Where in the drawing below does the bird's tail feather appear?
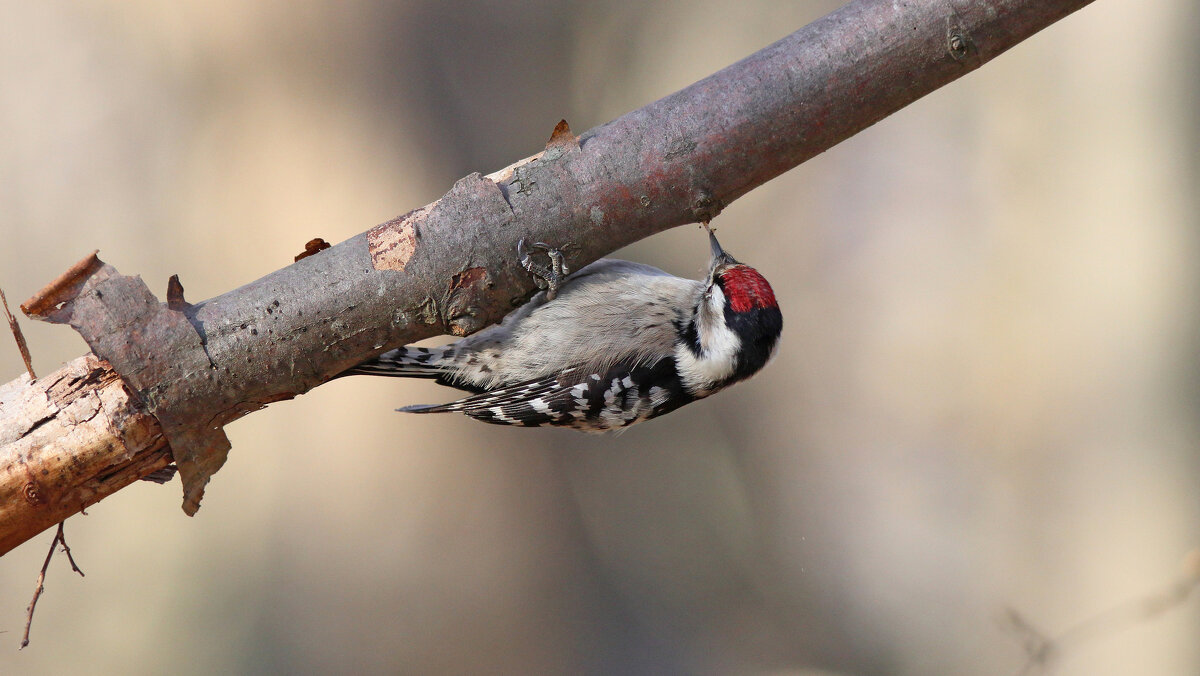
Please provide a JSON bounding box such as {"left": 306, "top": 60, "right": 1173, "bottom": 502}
{"left": 340, "top": 346, "right": 452, "bottom": 378}
{"left": 396, "top": 403, "right": 453, "bottom": 414}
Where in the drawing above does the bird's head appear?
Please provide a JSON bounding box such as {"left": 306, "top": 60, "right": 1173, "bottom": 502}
{"left": 678, "top": 226, "right": 783, "bottom": 393}
{"left": 703, "top": 227, "right": 778, "bottom": 317}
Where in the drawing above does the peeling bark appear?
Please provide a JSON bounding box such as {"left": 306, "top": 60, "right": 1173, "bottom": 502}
{"left": 0, "top": 0, "right": 1096, "bottom": 552}
{"left": 22, "top": 257, "right": 230, "bottom": 516}
{"left": 0, "top": 356, "right": 171, "bottom": 555}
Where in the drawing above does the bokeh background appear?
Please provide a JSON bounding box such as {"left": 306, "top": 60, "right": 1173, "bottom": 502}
{"left": 2, "top": 1, "right": 1198, "bottom": 674}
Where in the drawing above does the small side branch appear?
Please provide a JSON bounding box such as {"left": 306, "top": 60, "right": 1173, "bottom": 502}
{"left": 1, "top": 288, "right": 35, "bottom": 380}
{"left": 21, "top": 522, "right": 84, "bottom": 649}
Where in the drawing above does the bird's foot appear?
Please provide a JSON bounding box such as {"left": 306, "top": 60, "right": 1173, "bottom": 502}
{"left": 518, "top": 239, "right": 571, "bottom": 300}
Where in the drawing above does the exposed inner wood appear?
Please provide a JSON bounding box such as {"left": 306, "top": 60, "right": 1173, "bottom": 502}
{"left": 0, "top": 355, "right": 171, "bottom": 556}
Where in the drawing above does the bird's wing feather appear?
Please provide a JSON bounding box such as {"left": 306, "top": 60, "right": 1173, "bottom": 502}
{"left": 400, "top": 356, "right": 693, "bottom": 431}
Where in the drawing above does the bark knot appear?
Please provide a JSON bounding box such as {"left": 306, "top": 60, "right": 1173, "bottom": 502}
{"left": 23, "top": 480, "right": 46, "bottom": 506}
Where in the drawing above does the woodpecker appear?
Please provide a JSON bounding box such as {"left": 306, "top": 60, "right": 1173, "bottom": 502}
{"left": 343, "top": 227, "right": 782, "bottom": 432}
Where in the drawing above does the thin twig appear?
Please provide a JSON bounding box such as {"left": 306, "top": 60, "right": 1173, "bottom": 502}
{"left": 58, "top": 524, "right": 84, "bottom": 577}
{"left": 21, "top": 522, "right": 84, "bottom": 649}
{"left": 1003, "top": 550, "right": 1200, "bottom": 675}
{"left": 0, "top": 287, "right": 36, "bottom": 379}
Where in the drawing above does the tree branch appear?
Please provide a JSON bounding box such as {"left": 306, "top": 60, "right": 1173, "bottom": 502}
{"left": 0, "top": 356, "right": 171, "bottom": 555}
{"left": 0, "top": 0, "right": 1096, "bottom": 554}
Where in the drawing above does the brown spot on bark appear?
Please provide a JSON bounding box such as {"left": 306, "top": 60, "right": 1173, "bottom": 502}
{"left": 446, "top": 267, "right": 492, "bottom": 336}
{"left": 690, "top": 189, "right": 724, "bottom": 223}
{"left": 449, "top": 267, "right": 488, "bottom": 296}
{"left": 368, "top": 206, "right": 428, "bottom": 272}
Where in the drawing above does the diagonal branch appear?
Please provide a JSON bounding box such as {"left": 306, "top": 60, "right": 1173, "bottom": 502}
{"left": 0, "top": 0, "right": 1096, "bottom": 555}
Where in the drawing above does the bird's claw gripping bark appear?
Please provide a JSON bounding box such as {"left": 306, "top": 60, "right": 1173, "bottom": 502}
{"left": 518, "top": 239, "right": 570, "bottom": 300}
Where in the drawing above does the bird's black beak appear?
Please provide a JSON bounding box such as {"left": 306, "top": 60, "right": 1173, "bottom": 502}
{"left": 708, "top": 227, "right": 739, "bottom": 268}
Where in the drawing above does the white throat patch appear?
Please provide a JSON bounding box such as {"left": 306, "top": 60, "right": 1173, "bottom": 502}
{"left": 675, "top": 284, "right": 740, "bottom": 396}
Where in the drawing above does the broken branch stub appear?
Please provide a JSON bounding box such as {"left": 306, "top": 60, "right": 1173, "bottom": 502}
{"left": 23, "top": 254, "right": 230, "bottom": 515}
{"left": 544, "top": 119, "right": 580, "bottom": 156}
{"left": 294, "top": 238, "right": 331, "bottom": 262}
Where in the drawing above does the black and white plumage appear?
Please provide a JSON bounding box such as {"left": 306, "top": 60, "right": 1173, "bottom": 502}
{"left": 342, "top": 229, "right": 782, "bottom": 432}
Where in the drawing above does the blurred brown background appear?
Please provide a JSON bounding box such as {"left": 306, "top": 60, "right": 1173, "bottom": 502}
{"left": 2, "top": 1, "right": 1198, "bottom": 674}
